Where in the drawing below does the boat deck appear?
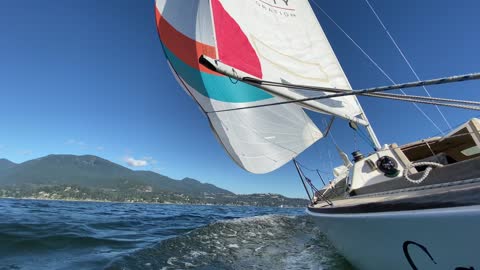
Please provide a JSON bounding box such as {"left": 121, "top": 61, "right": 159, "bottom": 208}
{"left": 309, "top": 178, "right": 480, "bottom": 214}
{"left": 353, "top": 156, "right": 480, "bottom": 196}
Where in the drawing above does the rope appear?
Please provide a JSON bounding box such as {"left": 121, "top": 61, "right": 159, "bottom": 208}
{"left": 367, "top": 92, "right": 480, "bottom": 106}
{"left": 310, "top": 0, "right": 445, "bottom": 134}
{"left": 364, "top": 0, "right": 453, "bottom": 130}
{"left": 365, "top": 93, "right": 480, "bottom": 111}
{"left": 404, "top": 162, "right": 444, "bottom": 184}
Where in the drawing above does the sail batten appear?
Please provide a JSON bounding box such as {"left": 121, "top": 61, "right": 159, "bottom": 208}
{"left": 155, "top": 0, "right": 365, "bottom": 173}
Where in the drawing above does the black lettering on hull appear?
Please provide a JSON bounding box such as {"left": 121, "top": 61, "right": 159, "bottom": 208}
{"left": 403, "top": 241, "right": 475, "bottom": 270}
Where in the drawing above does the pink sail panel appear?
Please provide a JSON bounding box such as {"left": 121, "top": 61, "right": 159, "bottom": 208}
{"left": 211, "top": 0, "right": 263, "bottom": 79}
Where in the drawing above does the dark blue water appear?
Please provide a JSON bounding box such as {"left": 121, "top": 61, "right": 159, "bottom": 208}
{"left": 0, "top": 199, "right": 351, "bottom": 270}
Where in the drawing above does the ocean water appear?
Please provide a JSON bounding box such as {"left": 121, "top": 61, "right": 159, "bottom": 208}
{"left": 0, "top": 199, "right": 352, "bottom": 270}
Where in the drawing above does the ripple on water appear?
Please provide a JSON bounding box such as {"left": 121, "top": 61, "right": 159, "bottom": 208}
{"left": 107, "top": 215, "right": 353, "bottom": 270}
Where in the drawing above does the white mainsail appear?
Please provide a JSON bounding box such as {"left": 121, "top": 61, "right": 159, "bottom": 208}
{"left": 155, "top": 0, "right": 367, "bottom": 173}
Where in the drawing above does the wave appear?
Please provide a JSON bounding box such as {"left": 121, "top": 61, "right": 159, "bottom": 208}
{"left": 0, "top": 225, "right": 135, "bottom": 253}
{"left": 106, "top": 215, "right": 353, "bottom": 270}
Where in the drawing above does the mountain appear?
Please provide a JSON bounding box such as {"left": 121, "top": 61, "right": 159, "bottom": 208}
{"left": 0, "top": 159, "right": 17, "bottom": 171}
{"left": 0, "top": 155, "right": 233, "bottom": 195}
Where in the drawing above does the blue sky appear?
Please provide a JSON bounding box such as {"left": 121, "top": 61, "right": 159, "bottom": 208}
{"left": 0, "top": 0, "right": 479, "bottom": 198}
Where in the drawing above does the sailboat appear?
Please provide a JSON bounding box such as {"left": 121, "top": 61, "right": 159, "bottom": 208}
{"left": 154, "top": 1, "right": 480, "bottom": 269}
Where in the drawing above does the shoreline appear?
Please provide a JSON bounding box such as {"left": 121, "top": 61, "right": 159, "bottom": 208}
{"left": 0, "top": 196, "right": 305, "bottom": 209}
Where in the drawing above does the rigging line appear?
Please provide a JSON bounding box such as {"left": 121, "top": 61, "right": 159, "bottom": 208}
{"left": 302, "top": 109, "right": 323, "bottom": 159}
{"left": 327, "top": 128, "right": 340, "bottom": 149}
{"left": 323, "top": 116, "right": 336, "bottom": 137}
{"left": 309, "top": 0, "right": 444, "bottom": 134}
{"left": 316, "top": 170, "right": 327, "bottom": 186}
{"left": 364, "top": 93, "right": 480, "bottom": 111}
{"left": 297, "top": 160, "right": 318, "bottom": 172}
{"left": 430, "top": 113, "right": 480, "bottom": 137}
{"left": 242, "top": 73, "right": 480, "bottom": 94}
{"left": 325, "top": 119, "right": 352, "bottom": 156}
{"left": 296, "top": 160, "right": 331, "bottom": 174}
{"left": 327, "top": 147, "right": 334, "bottom": 176}
{"left": 242, "top": 75, "right": 480, "bottom": 107}
{"left": 378, "top": 130, "right": 480, "bottom": 155}
{"left": 301, "top": 111, "right": 330, "bottom": 180}
{"left": 364, "top": 0, "right": 452, "bottom": 130}
{"left": 353, "top": 129, "right": 358, "bottom": 150}
{"left": 206, "top": 76, "right": 480, "bottom": 114}
{"left": 293, "top": 159, "right": 313, "bottom": 202}
{"left": 356, "top": 126, "right": 378, "bottom": 149}
{"left": 366, "top": 92, "right": 480, "bottom": 106}
{"left": 352, "top": 125, "right": 376, "bottom": 150}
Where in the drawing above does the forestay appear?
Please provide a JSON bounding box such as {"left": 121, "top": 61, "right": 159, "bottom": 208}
{"left": 155, "top": 0, "right": 364, "bottom": 174}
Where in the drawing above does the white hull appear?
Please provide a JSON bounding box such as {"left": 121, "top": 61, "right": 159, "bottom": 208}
{"left": 307, "top": 205, "right": 480, "bottom": 270}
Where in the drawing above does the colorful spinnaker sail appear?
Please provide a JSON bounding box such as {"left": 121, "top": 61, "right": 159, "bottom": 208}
{"left": 155, "top": 0, "right": 365, "bottom": 174}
